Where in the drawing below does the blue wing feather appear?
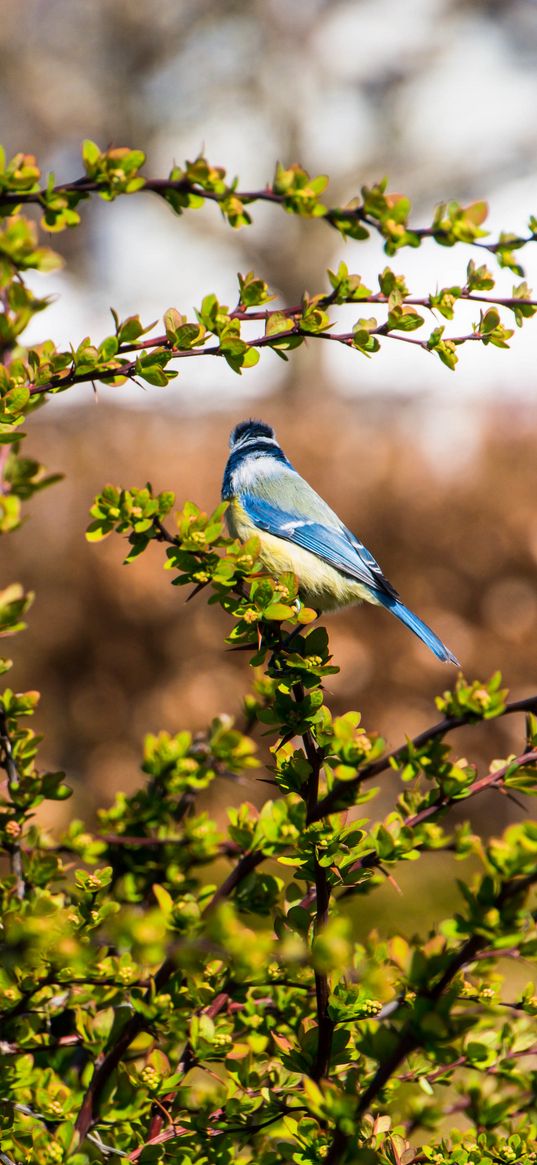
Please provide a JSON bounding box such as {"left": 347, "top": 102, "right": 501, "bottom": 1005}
{"left": 240, "top": 490, "right": 458, "bottom": 664}
{"left": 226, "top": 446, "right": 458, "bottom": 665}
{"left": 240, "top": 491, "right": 398, "bottom": 599}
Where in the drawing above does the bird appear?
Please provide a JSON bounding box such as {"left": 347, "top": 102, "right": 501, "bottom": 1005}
{"left": 221, "top": 419, "right": 459, "bottom": 665}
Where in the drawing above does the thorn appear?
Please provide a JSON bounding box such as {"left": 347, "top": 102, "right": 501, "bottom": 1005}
{"left": 496, "top": 785, "right": 527, "bottom": 812}
{"left": 381, "top": 867, "right": 403, "bottom": 895}
{"left": 185, "top": 581, "right": 210, "bottom": 603}
{"left": 275, "top": 730, "right": 296, "bottom": 749}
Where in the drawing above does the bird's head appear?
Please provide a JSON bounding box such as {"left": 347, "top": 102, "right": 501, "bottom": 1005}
{"left": 229, "top": 419, "right": 277, "bottom": 451}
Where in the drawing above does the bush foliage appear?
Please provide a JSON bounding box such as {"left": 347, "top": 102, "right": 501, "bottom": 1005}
{"left": 0, "top": 143, "right": 536, "bottom": 1164}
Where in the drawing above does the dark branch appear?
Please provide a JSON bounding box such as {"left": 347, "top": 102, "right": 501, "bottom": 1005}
{"left": 316, "top": 694, "right": 537, "bottom": 819}
{"left": 73, "top": 844, "right": 268, "bottom": 1143}
{"left": 292, "top": 680, "right": 335, "bottom": 1084}
{"left": 0, "top": 709, "right": 26, "bottom": 900}
{"left": 325, "top": 868, "right": 537, "bottom": 1164}
{"left": 205, "top": 849, "right": 265, "bottom": 911}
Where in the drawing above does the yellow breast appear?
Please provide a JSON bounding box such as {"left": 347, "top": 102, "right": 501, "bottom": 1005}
{"left": 226, "top": 497, "right": 378, "bottom": 613}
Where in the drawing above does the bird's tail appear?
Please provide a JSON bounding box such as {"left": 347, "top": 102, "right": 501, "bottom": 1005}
{"left": 380, "top": 594, "right": 460, "bottom": 665}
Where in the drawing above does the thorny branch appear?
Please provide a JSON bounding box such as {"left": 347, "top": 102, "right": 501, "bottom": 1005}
{"left": 325, "top": 867, "right": 537, "bottom": 1164}
{"left": 316, "top": 693, "right": 537, "bottom": 818}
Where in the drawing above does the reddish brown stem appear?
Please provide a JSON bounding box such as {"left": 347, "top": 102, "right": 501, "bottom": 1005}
{"left": 316, "top": 694, "right": 537, "bottom": 819}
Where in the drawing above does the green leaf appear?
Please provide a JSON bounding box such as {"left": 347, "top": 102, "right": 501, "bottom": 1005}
{"left": 82, "top": 139, "right": 101, "bottom": 172}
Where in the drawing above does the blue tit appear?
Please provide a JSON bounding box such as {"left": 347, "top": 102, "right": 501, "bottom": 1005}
{"left": 222, "top": 419, "right": 459, "bottom": 665}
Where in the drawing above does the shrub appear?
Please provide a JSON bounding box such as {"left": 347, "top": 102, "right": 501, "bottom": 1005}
{"left": 1, "top": 144, "right": 536, "bottom": 1164}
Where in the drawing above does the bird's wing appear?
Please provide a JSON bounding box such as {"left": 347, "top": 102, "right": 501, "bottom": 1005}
{"left": 240, "top": 488, "right": 399, "bottom": 599}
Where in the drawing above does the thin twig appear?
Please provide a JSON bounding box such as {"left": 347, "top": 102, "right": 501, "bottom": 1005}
{"left": 316, "top": 694, "right": 537, "bottom": 819}
{"left": 3, "top": 172, "right": 536, "bottom": 261}
{"left": 398, "top": 1040, "right": 537, "bottom": 1086}
{"left": 145, "top": 990, "right": 230, "bottom": 1144}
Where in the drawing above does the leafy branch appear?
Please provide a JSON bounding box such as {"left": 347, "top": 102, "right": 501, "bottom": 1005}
{"left": 5, "top": 265, "right": 533, "bottom": 418}
{"left": 326, "top": 868, "right": 537, "bottom": 1164}
{"left": 2, "top": 138, "right": 537, "bottom": 1165}
{"left": 317, "top": 687, "right": 537, "bottom": 817}
{"left": 0, "top": 707, "right": 25, "bottom": 900}
{"left": 2, "top": 144, "right": 536, "bottom": 271}
{"left": 0, "top": 263, "right": 532, "bottom": 448}
{"left": 73, "top": 846, "right": 267, "bottom": 1142}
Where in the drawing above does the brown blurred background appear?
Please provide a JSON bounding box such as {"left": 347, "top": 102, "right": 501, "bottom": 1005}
{"left": 9, "top": 398, "right": 537, "bottom": 831}
{"left": 2, "top": 0, "right": 537, "bottom": 850}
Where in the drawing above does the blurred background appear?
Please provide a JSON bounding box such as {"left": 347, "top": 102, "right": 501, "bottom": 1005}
{"left": 1, "top": 0, "right": 537, "bottom": 870}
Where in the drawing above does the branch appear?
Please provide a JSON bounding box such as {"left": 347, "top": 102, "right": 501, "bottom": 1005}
{"left": 204, "top": 849, "right": 265, "bottom": 911}
{"left": 316, "top": 694, "right": 537, "bottom": 819}
{"left": 330, "top": 746, "right": 537, "bottom": 902}
{"left": 144, "top": 990, "right": 231, "bottom": 1147}
{"left": 0, "top": 709, "right": 26, "bottom": 900}
{"left": 73, "top": 845, "right": 269, "bottom": 1143}
{"left": 404, "top": 747, "right": 537, "bottom": 831}
{"left": 293, "top": 680, "right": 335, "bottom": 1084}
{"left": 3, "top": 169, "right": 536, "bottom": 261}
{"left": 325, "top": 868, "right": 537, "bottom": 1164}
{"left": 0, "top": 1033, "right": 81, "bottom": 1056}
{"left": 73, "top": 953, "right": 176, "bottom": 1140}
{"left": 81, "top": 834, "right": 242, "bottom": 856}
{"left": 398, "top": 1040, "right": 537, "bottom": 1086}
{"left": 26, "top": 323, "right": 493, "bottom": 401}
{"left": 311, "top": 850, "right": 334, "bottom": 1083}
